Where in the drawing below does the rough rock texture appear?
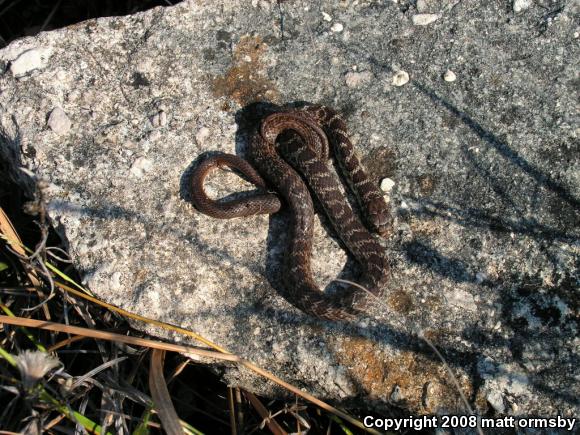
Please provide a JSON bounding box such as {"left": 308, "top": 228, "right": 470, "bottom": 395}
{"left": 0, "top": 0, "right": 578, "bottom": 418}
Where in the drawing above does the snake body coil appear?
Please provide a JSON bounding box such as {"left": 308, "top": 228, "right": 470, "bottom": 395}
{"left": 191, "top": 105, "right": 391, "bottom": 321}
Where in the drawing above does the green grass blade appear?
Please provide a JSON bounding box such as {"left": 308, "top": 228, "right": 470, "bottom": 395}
{"left": 40, "top": 389, "right": 113, "bottom": 435}
{"left": 0, "top": 344, "right": 17, "bottom": 366}
{"left": 0, "top": 302, "right": 47, "bottom": 352}
{"left": 133, "top": 407, "right": 153, "bottom": 435}
{"left": 182, "top": 420, "right": 205, "bottom": 435}
{"left": 330, "top": 415, "right": 355, "bottom": 435}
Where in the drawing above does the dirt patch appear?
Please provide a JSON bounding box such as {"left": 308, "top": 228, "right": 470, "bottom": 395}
{"left": 416, "top": 174, "right": 438, "bottom": 196}
{"left": 387, "top": 289, "right": 415, "bottom": 314}
{"left": 331, "top": 335, "right": 474, "bottom": 414}
{"left": 212, "top": 35, "right": 280, "bottom": 106}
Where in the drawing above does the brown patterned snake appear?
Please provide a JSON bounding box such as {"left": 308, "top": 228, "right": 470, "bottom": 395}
{"left": 190, "top": 105, "right": 392, "bottom": 321}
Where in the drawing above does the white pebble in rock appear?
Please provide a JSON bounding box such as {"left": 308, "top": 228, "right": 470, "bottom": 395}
{"left": 380, "top": 177, "right": 395, "bottom": 192}
{"left": 331, "top": 23, "right": 344, "bottom": 33}
{"left": 150, "top": 110, "right": 168, "bottom": 128}
{"left": 47, "top": 107, "right": 71, "bottom": 135}
{"left": 111, "top": 272, "right": 122, "bottom": 291}
{"left": 513, "top": 0, "right": 532, "bottom": 12}
{"left": 392, "top": 70, "right": 410, "bottom": 86}
{"left": 448, "top": 289, "right": 477, "bottom": 311}
{"left": 130, "top": 157, "right": 153, "bottom": 178}
{"left": 322, "top": 11, "right": 332, "bottom": 22}
{"left": 195, "top": 127, "right": 211, "bottom": 145}
{"left": 390, "top": 385, "right": 404, "bottom": 402}
{"left": 416, "top": 0, "right": 430, "bottom": 13}
{"left": 422, "top": 381, "right": 435, "bottom": 408}
{"left": 443, "top": 69, "right": 456, "bottom": 82}
{"left": 345, "top": 71, "right": 373, "bottom": 88}
{"left": 10, "top": 47, "right": 52, "bottom": 77}
{"left": 159, "top": 110, "right": 167, "bottom": 127}
{"left": 487, "top": 390, "right": 505, "bottom": 413}
{"left": 412, "top": 14, "right": 439, "bottom": 26}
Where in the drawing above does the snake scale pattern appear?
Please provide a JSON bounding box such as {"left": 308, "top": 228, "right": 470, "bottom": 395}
{"left": 190, "top": 105, "right": 392, "bottom": 321}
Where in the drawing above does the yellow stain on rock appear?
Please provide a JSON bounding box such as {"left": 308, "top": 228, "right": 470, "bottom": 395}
{"left": 212, "top": 35, "right": 280, "bottom": 106}
{"left": 331, "top": 334, "right": 474, "bottom": 414}
{"left": 387, "top": 289, "right": 415, "bottom": 314}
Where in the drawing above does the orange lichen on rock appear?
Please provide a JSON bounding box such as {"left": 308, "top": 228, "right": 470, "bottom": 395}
{"left": 212, "top": 35, "right": 280, "bottom": 105}
{"left": 409, "top": 217, "right": 442, "bottom": 238}
{"left": 417, "top": 174, "right": 438, "bottom": 196}
{"left": 387, "top": 289, "right": 415, "bottom": 314}
{"left": 332, "top": 335, "right": 474, "bottom": 414}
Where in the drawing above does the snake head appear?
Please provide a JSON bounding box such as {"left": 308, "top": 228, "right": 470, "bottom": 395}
{"left": 367, "top": 198, "right": 393, "bottom": 237}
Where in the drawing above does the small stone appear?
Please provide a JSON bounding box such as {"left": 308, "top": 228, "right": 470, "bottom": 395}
{"left": 412, "top": 14, "right": 439, "bottom": 26}
{"left": 47, "top": 107, "right": 71, "bottom": 135}
{"left": 130, "top": 157, "right": 153, "bottom": 177}
{"left": 513, "top": 0, "right": 532, "bottom": 13}
{"left": 443, "top": 69, "right": 456, "bottom": 82}
{"left": 159, "top": 110, "right": 167, "bottom": 126}
{"left": 322, "top": 12, "right": 332, "bottom": 22}
{"left": 486, "top": 389, "right": 505, "bottom": 413}
{"left": 331, "top": 23, "right": 344, "bottom": 33}
{"left": 422, "top": 382, "right": 435, "bottom": 409}
{"left": 416, "top": 0, "right": 428, "bottom": 13}
{"left": 344, "top": 71, "right": 373, "bottom": 88}
{"left": 392, "top": 70, "right": 409, "bottom": 86}
{"left": 10, "top": 47, "right": 52, "bottom": 77}
{"left": 380, "top": 177, "right": 395, "bottom": 192}
{"left": 111, "top": 272, "right": 122, "bottom": 291}
{"left": 390, "top": 385, "right": 404, "bottom": 402}
{"left": 448, "top": 288, "right": 477, "bottom": 311}
{"left": 150, "top": 110, "right": 168, "bottom": 128}
{"left": 195, "top": 127, "right": 211, "bottom": 145}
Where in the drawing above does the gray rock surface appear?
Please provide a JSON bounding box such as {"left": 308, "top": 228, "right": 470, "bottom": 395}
{"left": 0, "top": 0, "right": 578, "bottom": 418}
